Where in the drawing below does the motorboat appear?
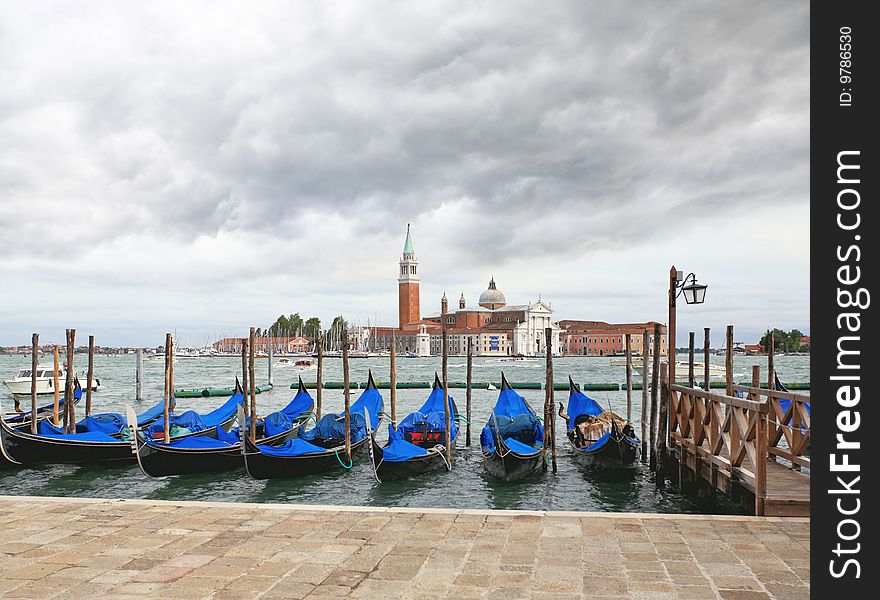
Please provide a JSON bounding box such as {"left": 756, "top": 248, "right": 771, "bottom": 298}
{"left": 145, "top": 354, "right": 178, "bottom": 365}
{"left": 3, "top": 365, "right": 101, "bottom": 396}
{"left": 608, "top": 358, "right": 726, "bottom": 378}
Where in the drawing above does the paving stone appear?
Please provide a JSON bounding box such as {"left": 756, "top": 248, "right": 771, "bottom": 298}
{"left": 0, "top": 496, "right": 809, "bottom": 600}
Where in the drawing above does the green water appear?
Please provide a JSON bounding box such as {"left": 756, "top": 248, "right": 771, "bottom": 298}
{"left": 0, "top": 353, "right": 808, "bottom": 514}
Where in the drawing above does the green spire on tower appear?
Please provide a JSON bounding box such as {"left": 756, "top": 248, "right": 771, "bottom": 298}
{"left": 403, "top": 223, "right": 415, "bottom": 254}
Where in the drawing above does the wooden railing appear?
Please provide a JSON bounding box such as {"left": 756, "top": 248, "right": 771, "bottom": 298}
{"left": 732, "top": 385, "right": 811, "bottom": 470}
{"left": 668, "top": 383, "right": 769, "bottom": 513}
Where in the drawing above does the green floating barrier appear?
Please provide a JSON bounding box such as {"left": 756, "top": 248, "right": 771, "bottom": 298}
{"left": 395, "top": 382, "right": 432, "bottom": 389}
{"left": 289, "top": 380, "right": 810, "bottom": 392}
{"left": 581, "top": 383, "right": 620, "bottom": 391}
{"left": 175, "top": 384, "right": 273, "bottom": 398}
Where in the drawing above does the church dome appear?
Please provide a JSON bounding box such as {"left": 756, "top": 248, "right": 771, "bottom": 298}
{"left": 479, "top": 277, "right": 506, "bottom": 309}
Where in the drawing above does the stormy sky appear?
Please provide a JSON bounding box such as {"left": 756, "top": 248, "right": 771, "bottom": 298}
{"left": 0, "top": 1, "right": 809, "bottom": 347}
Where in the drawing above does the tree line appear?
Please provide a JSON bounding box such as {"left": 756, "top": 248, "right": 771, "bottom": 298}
{"left": 759, "top": 328, "right": 808, "bottom": 353}
{"left": 260, "top": 314, "right": 349, "bottom": 340}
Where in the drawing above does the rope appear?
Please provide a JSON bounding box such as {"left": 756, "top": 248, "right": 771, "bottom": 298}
{"left": 334, "top": 448, "right": 353, "bottom": 469}
{"left": 436, "top": 446, "right": 452, "bottom": 471}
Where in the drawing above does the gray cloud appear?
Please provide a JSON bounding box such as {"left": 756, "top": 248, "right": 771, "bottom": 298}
{"left": 0, "top": 1, "right": 808, "bottom": 345}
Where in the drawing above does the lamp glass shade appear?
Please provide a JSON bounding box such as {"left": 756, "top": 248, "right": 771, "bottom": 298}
{"left": 682, "top": 282, "right": 707, "bottom": 305}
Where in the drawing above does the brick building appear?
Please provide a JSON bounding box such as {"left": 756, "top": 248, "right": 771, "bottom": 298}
{"left": 370, "top": 227, "right": 561, "bottom": 356}
{"left": 212, "top": 337, "right": 312, "bottom": 354}
{"left": 559, "top": 320, "right": 667, "bottom": 357}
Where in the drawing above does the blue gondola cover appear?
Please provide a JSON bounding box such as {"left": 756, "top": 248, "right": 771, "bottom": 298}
{"left": 382, "top": 424, "right": 429, "bottom": 462}
{"left": 263, "top": 412, "right": 294, "bottom": 438}
{"left": 39, "top": 413, "right": 126, "bottom": 436}
{"left": 398, "top": 385, "right": 458, "bottom": 439}
{"left": 146, "top": 435, "right": 235, "bottom": 449}
{"left": 350, "top": 385, "right": 382, "bottom": 430}
{"left": 37, "top": 431, "right": 120, "bottom": 443}
{"left": 565, "top": 388, "right": 604, "bottom": 432}
{"left": 280, "top": 388, "right": 314, "bottom": 421}
{"left": 255, "top": 437, "right": 327, "bottom": 457}
{"left": 481, "top": 385, "right": 542, "bottom": 453}
{"left": 503, "top": 436, "right": 543, "bottom": 456}
{"left": 143, "top": 392, "right": 244, "bottom": 437}
{"left": 134, "top": 401, "right": 166, "bottom": 426}
{"left": 301, "top": 413, "right": 367, "bottom": 443}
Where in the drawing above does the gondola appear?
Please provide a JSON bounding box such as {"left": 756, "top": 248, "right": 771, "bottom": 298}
{"left": 138, "top": 379, "right": 245, "bottom": 442}
{"left": 128, "top": 377, "right": 315, "bottom": 477}
{"left": 559, "top": 376, "right": 639, "bottom": 468}
{"left": 0, "top": 382, "right": 135, "bottom": 466}
{"left": 2, "top": 390, "right": 82, "bottom": 429}
{"left": 480, "top": 373, "right": 545, "bottom": 482}
{"left": 774, "top": 371, "right": 810, "bottom": 457}
{"left": 242, "top": 370, "right": 383, "bottom": 480}
{"left": 37, "top": 394, "right": 169, "bottom": 439}
{"left": 372, "top": 373, "right": 457, "bottom": 482}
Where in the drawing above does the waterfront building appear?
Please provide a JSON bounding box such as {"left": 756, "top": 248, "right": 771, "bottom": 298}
{"left": 371, "top": 227, "right": 561, "bottom": 356}
{"left": 211, "top": 336, "right": 312, "bottom": 354}
{"left": 558, "top": 320, "right": 667, "bottom": 357}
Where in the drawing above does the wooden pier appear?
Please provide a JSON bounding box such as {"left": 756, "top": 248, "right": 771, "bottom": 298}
{"left": 666, "top": 374, "right": 810, "bottom": 517}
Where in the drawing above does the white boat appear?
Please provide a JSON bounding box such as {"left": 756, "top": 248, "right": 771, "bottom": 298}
{"left": 2, "top": 365, "right": 101, "bottom": 396}
{"left": 489, "top": 356, "right": 539, "bottom": 363}
{"left": 608, "top": 357, "right": 726, "bottom": 377}
{"left": 145, "top": 354, "right": 178, "bottom": 365}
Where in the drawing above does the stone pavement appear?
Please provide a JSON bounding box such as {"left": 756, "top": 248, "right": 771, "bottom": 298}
{"left": 0, "top": 496, "right": 809, "bottom": 599}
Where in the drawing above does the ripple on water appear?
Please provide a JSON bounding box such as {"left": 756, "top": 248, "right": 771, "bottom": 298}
{"left": 1, "top": 354, "right": 807, "bottom": 514}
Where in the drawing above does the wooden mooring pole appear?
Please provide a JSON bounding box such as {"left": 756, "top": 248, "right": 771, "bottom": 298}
{"left": 136, "top": 349, "right": 143, "bottom": 402}
{"left": 545, "top": 327, "right": 557, "bottom": 473}
{"left": 753, "top": 363, "right": 768, "bottom": 516}
{"left": 466, "top": 337, "right": 473, "bottom": 447}
{"left": 768, "top": 329, "right": 775, "bottom": 389}
{"left": 688, "top": 332, "right": 695, "bottom": 388}
{"left": 703, "top": 328, "right": 710, "bottom": 390}
{"left": 442, "top": 327, "right": 451, "bottom": 467}
{"left": 343, "top": 326, "right": 352, "bottom": 463}
{"left": 64, "top": 329, "right": 75, "bottom": 434}
{"left": 725, "top": 325, "right": 734, "bottom": 397}
{"left": 30, "top": 333, "right": 38, "bottom": 433}
{"left": 240, "top": 337, "right": 249, "bottom": 417}
{"left": 52, "top": 345, "right": 60, "bottom": 426}
{"left": 163, "top": 333, "right": 171, "bottom": 443}
{"left": 625, "top": 334, "right": 633, "bottom": 422}
{"left": 656, "top": 362, "right": 669, "bottom": 478}
{"left": 86, "top": 335, "right": 95, "bottom": 416}
{"left": 390, "top": 331, "right": 397, "bottom": 424}
{"left": 268, "top": 344, "right": 273, "bottom": 387}
{"left": 640, "top": 329, "right": 649, "bottom": 461}
{"left": 248, "top": 327, "right": 256, "bottom": 443}
{"left": 316, "top": 335, "right": 323, "bottom": 421}
{"left": 168, "top": 334, "right": 175, "bottom": 412}
{"left": 649, "top": 323, "right": 661, "bottom": 468}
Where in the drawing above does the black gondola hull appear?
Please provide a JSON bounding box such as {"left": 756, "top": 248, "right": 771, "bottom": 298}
{"left": 242, "top": 435, "right": 371, "bottom": 480}
{"left": 569, "top": 435, "right": 639, "bottom": 469}
{"left": 135, "top": 442, "right": 243, "bottom": 477}
{"left": 0, "top": 419, "right": 134, "bottom": 466}
{"left": 481, "top": 446, "right": 545, "bottom": 482}
{"left": 132, "top": 421, "right": 303, "bottom": 478}
{"left": 372, "top": 438, "right": 453, "bottom": 481}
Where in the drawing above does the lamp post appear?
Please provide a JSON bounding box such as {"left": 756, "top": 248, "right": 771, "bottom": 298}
{"left": 667, "top": 266, "right": 708, "bottom": 386}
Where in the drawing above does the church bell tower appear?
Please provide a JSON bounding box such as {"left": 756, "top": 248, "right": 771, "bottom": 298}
{"left": 398, "top": 224, "right": 420, "bottom": 328}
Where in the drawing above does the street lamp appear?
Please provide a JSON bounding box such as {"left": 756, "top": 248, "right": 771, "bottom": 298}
{"left": 679, "top": 273, "right": 708, "bottom": 305}
{"left": 668, "top": 266, "right": 708, "bottom": 386}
